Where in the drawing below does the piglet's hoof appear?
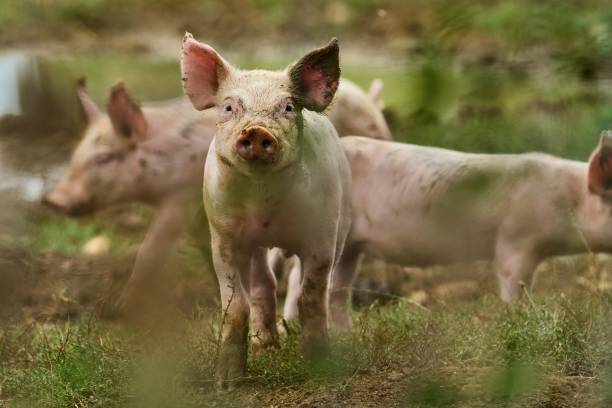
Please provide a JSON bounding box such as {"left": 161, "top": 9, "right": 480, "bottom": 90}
{"left": 111, "top": 286, "right": 141, "bottom": 318}
{"left": 276, "top": 318, "right": 294, "bottom": 337}
{"left": 330, "top": 312, "right": 352, "bottom": 333}
{"left": 216, "top": 342, "right": 248, "bottom": 390}
{"left": 98, "top": 290, "right": 132, "bottom": 319}
{"left": 251, "top": 330, "right": 280, "bottom": 356}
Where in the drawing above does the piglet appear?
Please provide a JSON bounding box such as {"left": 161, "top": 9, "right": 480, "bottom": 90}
{"left": 286, "top": 132, "right": 612, "bottom": 331}
{"left": 182, "top": 34, "right": 352, "bottom": 388}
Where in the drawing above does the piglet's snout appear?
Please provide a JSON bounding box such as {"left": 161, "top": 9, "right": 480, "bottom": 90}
{"left": 235, "top": 126, "right": 278, "bottom": 163}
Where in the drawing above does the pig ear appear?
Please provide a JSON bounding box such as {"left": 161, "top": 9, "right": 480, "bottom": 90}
{"left": 368, "top": 79, "right": 385, "bottom": 109}
{"left": 76, "top": 77, "right": 101, "bottom": 124}
{"left": 181, "top": 33, "right": 231, "bottom": 110}
{"left": 289, "top": 38, "right": 340, "bottom": 112}
{"left": 107, "top": 82, "right": 148, "bottom": 141}
{"left": 368, "top": 79, "right": 383, "bottom": 103}
{"left": 588, "top": 130, "right": 612, "bottom": 195}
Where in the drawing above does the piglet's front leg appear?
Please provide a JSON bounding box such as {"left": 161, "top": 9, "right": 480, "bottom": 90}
{"left": 210, "top": 232, "right": 251, "bottom": 390}
{"left": 249, "top": 247, "right": 279, "bottom": 353}
{"left": 114, "top": 196, "right": 191, "bottom": 317}
{"left": 299, "top": 254, "right": 334, "bottom": 359}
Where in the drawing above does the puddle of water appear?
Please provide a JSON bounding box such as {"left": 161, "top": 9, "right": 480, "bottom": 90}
{"left": 0, "top": 53, "right": 37, "bottom": 116}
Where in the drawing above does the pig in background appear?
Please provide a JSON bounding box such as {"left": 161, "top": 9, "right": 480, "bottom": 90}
{"left": 44, "top": 79, "right": 217, "bottom": 312}
{"left": 283, "top": 132, "right": 612, "bottom": 331}
{"left": 44, "top": 72, "right": 390, "bottom": 313}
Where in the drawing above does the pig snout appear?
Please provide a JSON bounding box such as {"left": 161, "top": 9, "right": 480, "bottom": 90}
{"left": 236, "top": 126, "right": 278, "bottom": 163}
{"left": 42, "top": 189, "right": 93, "bottom": 216}
{"left": 42, "top": 189, "right": 69, "bottom": 212}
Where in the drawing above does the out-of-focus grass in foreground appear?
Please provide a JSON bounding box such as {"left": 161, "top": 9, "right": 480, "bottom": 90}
{"left": 1, "top": 294, "right": 610, "bottom": 407}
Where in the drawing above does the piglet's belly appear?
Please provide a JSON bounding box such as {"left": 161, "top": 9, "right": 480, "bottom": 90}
{"left": 227, "top": 210, "right": 310, "bottom": 252}
{"left": 359, "top": 225, "right": 496, "bottom": 267}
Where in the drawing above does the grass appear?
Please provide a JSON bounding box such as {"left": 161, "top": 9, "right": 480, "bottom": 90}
{"left": 31, "top": 215, "right": 132, "bottom": 257}
{"left": 0, "top": 320, "right": 131, "bottom": 407}
{"left": 0, "top": 293, "right": 610, "bottom": 407}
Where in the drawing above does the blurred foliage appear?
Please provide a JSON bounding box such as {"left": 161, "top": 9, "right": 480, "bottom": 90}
{"left": 5, "top": 294, "right": 609, "bottom": 406}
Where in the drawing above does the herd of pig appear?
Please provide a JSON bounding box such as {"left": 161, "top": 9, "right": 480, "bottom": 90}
{"left": 42, "top": 35, "right": 612, "bottom": 388}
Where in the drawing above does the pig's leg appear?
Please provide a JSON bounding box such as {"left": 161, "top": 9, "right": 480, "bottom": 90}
{"left": 116, "top": 196, "right": 191, "bottom": 312}
{"left": 299, "top": 254, "right": 333, "bottom": 357}
{"left": 249, "top": 247, "right": 279, "bottom": 352}
{"left": 267, "top": 247, "right": 286, "bottom": 281}
{"left": 283, "top": 258, "right": 302, "bottom": 322}
{"left": 494, "top": 242, "right": 538, "bottom": 302}
{"left": 191, "top": 208, "right": 217, "bottom": 285}
{"left": 329, "top": 245, "right": 362, "bottom": 332}
{"left": 211, "top": 232, "right": 251, "bottom": 390}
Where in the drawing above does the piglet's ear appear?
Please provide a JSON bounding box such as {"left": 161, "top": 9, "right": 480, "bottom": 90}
{"left": 76, "top": 77, "right": 101, "bottom": 124}
{"left": 368, "top": 79, "right": 383, "bottom": 103}
{"left": 181, "top": 33, "right": 230, "bottom": 111}
{"left": 368, "top": 78, "right": 385, "bottom": 109}
{"left": 588, "top": 130, "right": 612, "bottom": 195}
{"left": 107, "top": 82, "right": 148, "bottom": 141}
{"left": 289, "top": 38, "right": 340, "bottom": 112}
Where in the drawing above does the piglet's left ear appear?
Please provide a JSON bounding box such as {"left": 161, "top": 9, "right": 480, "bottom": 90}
{"left": 289, "top": 38, "right": 340, "bottom": 112}
{"left": 76, "top": 77, "right": 101, "bottom": 124}
{"left": 588, "top": 130, "right": 612, "bottom": 195}
{"left": 107, "top": 82, "right": 148, "bottom": 141}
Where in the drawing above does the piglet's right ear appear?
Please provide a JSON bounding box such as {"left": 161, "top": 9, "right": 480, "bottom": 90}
{"left": 76, "top": 77, "right": 101, "bottom": 124}
{"left": 588, "top": 130, "right": 612, "bottom": 195}
{"left": 181, "top": 33, "right": 230, "bottom": 110}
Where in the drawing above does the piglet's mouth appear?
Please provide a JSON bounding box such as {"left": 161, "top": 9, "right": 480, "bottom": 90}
{"left": 42, "top": 195, "right": 95, "bottom": 216}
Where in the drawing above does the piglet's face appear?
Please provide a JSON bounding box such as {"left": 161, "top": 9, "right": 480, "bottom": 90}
{"left": 181, "top": 34, "right": 340, "bottom": 175}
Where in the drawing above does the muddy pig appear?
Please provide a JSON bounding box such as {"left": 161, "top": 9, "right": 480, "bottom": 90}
{"left": 44, "top": 74, "right": 389, "bottom": 311}
{"left": 286, "top": 132, "right": 612, "bottom": 330}
{"left": 182, "top": 34, "right": 351, "bottom": 388}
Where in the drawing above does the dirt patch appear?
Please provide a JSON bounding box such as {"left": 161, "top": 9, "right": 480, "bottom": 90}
{"left": 0, "top": 245, "right": 216, "bottom": 325}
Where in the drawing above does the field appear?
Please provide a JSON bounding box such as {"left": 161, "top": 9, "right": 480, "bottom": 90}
{"left": 2, "top": 1, "right": 612, "bottom": 407}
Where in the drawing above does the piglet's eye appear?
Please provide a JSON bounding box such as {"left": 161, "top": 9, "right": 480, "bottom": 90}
{"left": 220, "top": 100, "right": 238, "bottom": 119}
{"left": 95, "top": 153, "right": 114, "bottom": 165}
{"left": 281, "top": 100, "right": 295, "bottom": 114}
